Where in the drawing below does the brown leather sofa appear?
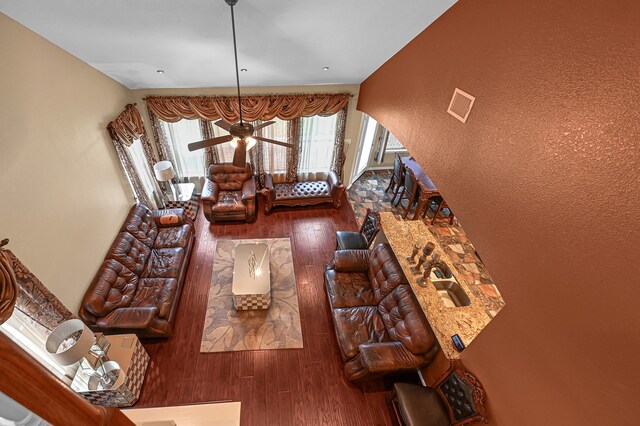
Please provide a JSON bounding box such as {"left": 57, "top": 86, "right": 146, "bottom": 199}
{"left": 324, "top": 243, "right": 438, "bottom": 381}
{"left": 201, "top": 163, "right": 256, "bottom": 223}
{"left": 261, "top": 171, "right": 345, "bottom": 213}
{"left": 79, "top": 204, "right": 194, "bottom": 338}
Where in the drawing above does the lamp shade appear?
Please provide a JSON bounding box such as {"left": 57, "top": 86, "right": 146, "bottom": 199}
{"left": 153, "top": 161, "right": 176, "bottom": 181}
{"left": 45, "top": 319, "right": 95, "bottom": 366}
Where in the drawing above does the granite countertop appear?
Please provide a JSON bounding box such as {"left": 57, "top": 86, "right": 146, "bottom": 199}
{"left": 379, "top": 212, "right": 493, "bottom": 359}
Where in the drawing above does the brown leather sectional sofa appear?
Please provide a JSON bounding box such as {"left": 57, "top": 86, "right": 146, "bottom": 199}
{"left": 324, "top": 243, "right": 438, "bottom": 381}
{"left": 261, "top": 171, "right": 345, "bottom": 213}
{"left": 79, "top": 204, "right": 194, "bottom": 338}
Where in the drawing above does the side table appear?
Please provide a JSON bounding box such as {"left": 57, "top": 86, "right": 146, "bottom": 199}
{"left": 165, "top": 182, "right": 199, "bottom": 221}
{"left": 70, "top": 334, "right": 150, "bottom": 407}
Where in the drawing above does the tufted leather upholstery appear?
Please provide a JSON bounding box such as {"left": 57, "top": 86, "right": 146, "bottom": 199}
{"left": 336, "top": 209, "right": 381, "bottom": 250}
{"left": 324, "top": 244, "right": 438, "bottom": 381}
{"left": 261, "top": 171, "right": 345, "bottom": 213}
{"left": 390, "top": 366, "right": 487, "bottom": 425}
{"left": 201, "top": 163, "right": 256, "bottom": 223}
{"left": 79, "top": 204, "right": 194, "bottom": 337}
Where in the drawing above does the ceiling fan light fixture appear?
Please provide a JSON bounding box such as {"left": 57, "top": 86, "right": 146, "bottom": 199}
{"left": 230, "top": 137, "right": 239, "bottom": 148}
{"left": 246, "top": 137, "right": 256, "bottom": 150}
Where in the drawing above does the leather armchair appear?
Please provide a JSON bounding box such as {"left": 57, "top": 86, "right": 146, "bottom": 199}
{"left": 324, "top": 243, "right": 439, "bottom": 381}
{"left": 202, "top": 163, "right": 256, "bottom": 223}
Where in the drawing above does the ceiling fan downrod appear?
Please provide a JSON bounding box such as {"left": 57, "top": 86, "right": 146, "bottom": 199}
{"left": 227, "top": 0, "right": 243, "bottom": 125}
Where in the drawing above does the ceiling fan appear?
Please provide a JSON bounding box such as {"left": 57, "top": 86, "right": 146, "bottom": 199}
{"left": 188, "top": 0, "right": 293, "bottom": 167}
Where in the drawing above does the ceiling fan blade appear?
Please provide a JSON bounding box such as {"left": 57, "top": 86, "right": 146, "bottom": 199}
{"left": 253, "top": 121, "right": 275, "bottom": 131}
{"left": 187, "top": 134, "right": 233, "bottom": 151}
{"left": 214, "top": 120, "right": 232, "bottom": 131}
{"left": 232, "top": 139, "right": 247, "bottom": 167}
{"left": 254, "top": 136, "right": 294, "bottom": 148}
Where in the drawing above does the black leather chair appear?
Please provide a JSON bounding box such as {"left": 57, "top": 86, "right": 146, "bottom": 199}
{"left": 385, "top": 153, "right": 405, "bottom": 204}
{"left": 395, "top": 166, "right": 420, "bottom": 219}
{"left": 389, "top": 363, "right": 488, "bottom": 426}
{"left": 335, "top": 209, "right": 381, "bottom": 250}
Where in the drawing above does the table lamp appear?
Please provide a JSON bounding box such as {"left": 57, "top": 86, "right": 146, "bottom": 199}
{"left": 153, "top": 161, "right": 178, "bottom": 203}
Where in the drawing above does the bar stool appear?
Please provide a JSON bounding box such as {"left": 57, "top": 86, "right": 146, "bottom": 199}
{"left": 385, "top": 153, "right": 405, "bottom": 204}
{"left": 335, "top": 209, "right": 381, "bottom": 250}
{"left": 389, "top": 363, "right": 488, "bottom": 426}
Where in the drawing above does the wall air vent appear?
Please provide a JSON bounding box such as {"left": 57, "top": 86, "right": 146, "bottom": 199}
{"left": 447, "top": 88, "right": 476, "bottom": 123}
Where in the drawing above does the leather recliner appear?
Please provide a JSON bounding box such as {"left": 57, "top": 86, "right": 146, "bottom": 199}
{"left": 78, "top": 204, "right": 194, "bottom": 338}
{"left": 201, "top": 163, "right": 256, "bottom": 223}
{"left": 324, "top": 243, "right": 439, "bottom": 381}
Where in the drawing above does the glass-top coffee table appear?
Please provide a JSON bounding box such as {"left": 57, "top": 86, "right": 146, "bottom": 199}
{"left": 232, "top": 242, "right": 271, "bottom": 310}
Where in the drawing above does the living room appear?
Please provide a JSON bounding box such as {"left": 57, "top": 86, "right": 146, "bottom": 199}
{"left": 1, "top": 0, "right": 639, "bottom": 425}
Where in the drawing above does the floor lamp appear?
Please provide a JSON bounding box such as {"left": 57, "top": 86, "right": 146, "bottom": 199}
{"left": 153, "top": 161, "right": 177, "bottom": 207}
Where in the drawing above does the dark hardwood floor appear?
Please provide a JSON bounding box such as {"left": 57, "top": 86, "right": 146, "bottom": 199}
{"left": 136, "top": 195, "right": 394, "bottom": 426}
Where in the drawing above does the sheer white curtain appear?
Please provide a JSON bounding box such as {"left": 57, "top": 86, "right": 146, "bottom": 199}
{"left": 208, "top": 121, "right": 236, "bottom": 163}
{"left": 258, "top": 118, "right": 289, "bottom": 182}
{"left": 160, "top": 119, "right": 206, "bottom": 191}
{"left": 127, "top": 139, "right": 162, "bottom": 208}
{"left": 298, "top": 114, "right": 338, "bottom": 180}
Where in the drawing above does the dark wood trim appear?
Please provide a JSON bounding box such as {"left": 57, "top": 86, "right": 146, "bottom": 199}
{"left": 0, "top": 333, "right": 133, "bottom": 426}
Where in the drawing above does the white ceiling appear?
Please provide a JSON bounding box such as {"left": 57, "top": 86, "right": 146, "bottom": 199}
{"left": 0, "top": 0, "right": 456, "bottom": 89}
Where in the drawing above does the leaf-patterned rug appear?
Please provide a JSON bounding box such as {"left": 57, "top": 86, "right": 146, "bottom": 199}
{"left": 200, "top": 238, "right": 303, "bottom": 352}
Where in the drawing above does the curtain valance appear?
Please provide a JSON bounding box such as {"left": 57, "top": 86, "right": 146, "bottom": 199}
{"left": 107, "top": 104, "right": 147, "bottom": 147}
{"left": 145, "top": 93, "right": 351, "bottom": 123}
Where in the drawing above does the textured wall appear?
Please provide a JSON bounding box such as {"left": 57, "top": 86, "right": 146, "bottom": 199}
{"left": 0, "top": 13, "right": 134, "bottom": 312}
{"left": 358, "top": 0, "right": 640, "bottom": 424}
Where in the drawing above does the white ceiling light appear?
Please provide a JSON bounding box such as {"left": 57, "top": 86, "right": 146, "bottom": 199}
{"left": 322, "top": 67, "right": 330, "bottom": 71}
{"left": 156, "top": 69, "right": 165, "bottom": 74}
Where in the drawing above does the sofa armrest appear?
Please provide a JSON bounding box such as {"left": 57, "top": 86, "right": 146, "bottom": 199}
{"left": 358, "top": 342, "right": 425, "bottom": 372}
{"left": 95, "top": 307, "right": 158, "bottom": 329}
{"left": 328, "top": 249, "right": 370, "bottom": 272}
{"left": 201, "top": 179, "right": 219, "bottom": 204}
{"left": 242, "top": 176, "right": 256, "bottom": 201}
{"left": 327, "top": 171, "right": 342, "bottom": 194}
{"left": 261, "top": 173, "right": 275, "bottom": 199}
{"left": 153, "top": 208, "right": 187, "bottom": 227}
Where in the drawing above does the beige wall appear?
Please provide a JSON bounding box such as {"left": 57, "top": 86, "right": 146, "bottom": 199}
{"left": 0, "top": 13, "right": 134, "bottom": 312}
{"left": 358, "top": 0, "right": 640, "bottom": 424}
{"left": 131, "top": 84, "right": 364, "bottom": 184}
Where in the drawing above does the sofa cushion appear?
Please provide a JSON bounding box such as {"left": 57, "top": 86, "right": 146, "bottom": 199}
{"left": 274, "top": 181, "right": 330, "bottom": 200}
{"left": 208, "top": 163, "right": 252, "bottom": 191}
{"left": 332, "top": 306, "right": 389, "bottom": 360}
{"left": 84, "top": 259, "right": 137, "bottom": 317}
{"left": 368, "top": 243, "right": 407, "bottom": 303}
{"left": 378, "top": 285, "right": 436, "bottom": 355}
{"left": 120, "top": 204, "right": 158, "bottom": 248}
{"left": 107, "top": 232, "right": 151, "bottom": 276}
{"left": 324, "top": 269, "right": 376, "bottom": 309}
{"left": 131, "top": 278, "right": 178, "bottom": 320}
{"left": 143, "top": 247, "right": 185, "bottom": 279}
{"left": 212, "top": 191, "right": 246, "bottom": 213}
{"left": 154, "top": 224, "right": 193, "bottom": 249}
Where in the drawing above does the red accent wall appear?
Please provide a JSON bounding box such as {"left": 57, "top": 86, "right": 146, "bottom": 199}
{"left": 358, "top": 0, "right": 640, "bottom": 423}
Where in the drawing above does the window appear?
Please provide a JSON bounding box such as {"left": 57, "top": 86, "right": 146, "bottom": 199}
{"left": 128, "top": 139, "right": 159, "bottom": 206}
{"left": 160, "top": 119, "right": 206, "bottom": 178}
{"left": 385, "top": 131, "right": 405, "bottom": 151}
{"left": 258, "top": 118, "right": 289, "bottom": 176}
{"left": 299, "top": 114, "right": 338, "bottom": 174}
{"left": 1, "top": 310, "right": 75, "bottom": 382}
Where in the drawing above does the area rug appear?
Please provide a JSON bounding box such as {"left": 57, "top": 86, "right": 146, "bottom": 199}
{"left": 200, "top": 238, "right": 303, "bottom": 353}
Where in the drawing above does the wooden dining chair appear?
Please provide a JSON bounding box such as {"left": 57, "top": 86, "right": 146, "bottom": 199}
{"left": 423, "top": 196, "right": 455, "bottom": 225}
{"left": 385, "top": 153, "right": 405, "bottom": 204}
{"left": 395, "top": 167, "right": 419, "bottom": 219}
